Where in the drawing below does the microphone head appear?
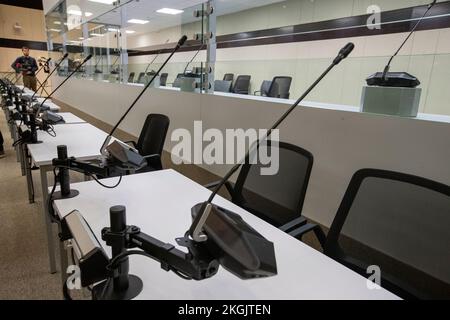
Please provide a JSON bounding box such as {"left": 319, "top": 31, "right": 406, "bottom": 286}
{"left": 340, "top": 42, "right": 355, "bottom": 59}
{"left": 63, "top": 53, "right": 69, "bottom": 59}
{"left": 334, "top": 42, "right": 355, "bottom": 64}
{"left": 178, "top": 35, "right": 188, "bottom": 47}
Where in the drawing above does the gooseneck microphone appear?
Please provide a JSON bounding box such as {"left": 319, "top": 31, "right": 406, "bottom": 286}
{"left": 381, "top": 0, "right": 437, "bottom": 82}
{"left": 35, "top": 54, "right": 92, "bottom": 116}
{"left": 30, "top": 53, "right": 69, "bottom": 102}
{"left": 100, "top": 35, "right": 187, "bottom": 155}
{"left": 183, "top": 42, "right": 205, "bottom": 75}
{"left": 144, "top": 39, "right": 170, "bottom": 75}
{"left": 188, "top": 42, "right": 355, "bottom": 241}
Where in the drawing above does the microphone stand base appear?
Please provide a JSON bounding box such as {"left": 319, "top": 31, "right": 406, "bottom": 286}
{"left": 92, "top": 275, "right": 143, "bottom": 300}
{"left": 52, "top": 190, "right": 79, "bottom": 200}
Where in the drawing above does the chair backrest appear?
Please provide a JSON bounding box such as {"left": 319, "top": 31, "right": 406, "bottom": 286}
{"left": 136, "top": 114, "right": 170, "bottom": 159}
{"left": 214, "top": 80, "right": 232, "bottom": 93}
{"left": 259, "top": 80, "right": 272, "bottom": 96}
{"left": 223, "top": 73, "right": 234, "bottom": 82}
{"left": 137, "top": 72, "right": 146, "bottom": 84}
{"left": 232, "top": 75, "right": 251, "bottom": 94}
{"left": 128, "top": 72, "right": 135, "bottom": 83}
{"left": 160, "top": 73, "right": 168, "bottom": 86}
{"left": 173, "top": 73, "right": 184, "bottom": 88}
{"left": 324, "top": 169, "right": 450, "bottom": 299}
{"left": 268, "top": 76, "right": 292, "bottom": 99}
{"left": 232, "top": 141, "right": 314, "bottom": 227}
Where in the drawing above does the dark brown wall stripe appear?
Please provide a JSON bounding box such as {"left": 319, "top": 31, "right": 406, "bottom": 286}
{"left": 129, "top": 1, "right": 450, "bottom": 57}
{"left": 0, "top": 38, "right": 47, "bottom": 51}
{"left": 0, "top": 0, "right": 43, "bottom": 10}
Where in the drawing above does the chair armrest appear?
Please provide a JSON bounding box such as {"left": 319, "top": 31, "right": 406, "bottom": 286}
{"left": 280, "top": 216, "right": 307, "bottom": 233}
{"left": 289, "top": 223, "right": 326, "bottom": 248}
{"left": 204, "top": 180, "right": 234, "bottom": 197}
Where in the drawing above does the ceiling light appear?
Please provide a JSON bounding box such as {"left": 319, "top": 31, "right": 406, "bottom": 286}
{"left": 54, "top": 21, "right": 61, "bottom": 25}
{"left": 88, "top": 0, "right": 116, "bottom": 4}
{"left": 108, "top": 27, "right": 119, "bottom": 32}
{"left": 125, "top": 30, "right": 135, "bottom": 34}
{"left": 156, "top": 8, "right": 184, "bottom": 15}
{"left": 91, "top": 33, "right": 104, "bottom": 37}
{"left": 79, "top": 37, "right": 85, "bottom": 40}
{"left": 49, "top": 28, "right": 61, "bottom": 32}
{"left": 67, "top": 10, "right": 93, "bottom": 17}
{"left": 127, "top": 19, "right": 149, "bottom": 24}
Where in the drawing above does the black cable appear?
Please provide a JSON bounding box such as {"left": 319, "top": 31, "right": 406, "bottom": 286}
{"left": 47, "top": 167, "right": 60, "bottom": 223}
{"left": 88, "top": 174, "right": 123, "bottom": 189}
{"left": 62, "top": 281, "right": 73, "bottom": 300}
{"left": 106, "top": 250, "right": 193, "bottom": 282}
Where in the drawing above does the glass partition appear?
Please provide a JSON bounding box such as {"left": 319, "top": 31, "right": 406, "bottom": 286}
{"left": 45, "top": 0, "right": 450, "bottom": 116}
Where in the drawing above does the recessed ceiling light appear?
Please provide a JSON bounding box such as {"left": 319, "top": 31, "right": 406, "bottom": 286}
{"left": 67, "top": 10, "right": 93, "bottom": 17}
{"left": 156, "top": 8, "right": 184, "bottom": 15}
{"left": 108, "top": 27, "right": 119, "bottom": 32}
{"left": 128, "top": 19, "right": 149, "bottom": 24}
{"left": 125, "top": 30, "right": 135, "bottom": 34}
{"left": 54, "top": 21, "right": 61, "bottom": 25}
{"left": 79, "top": 37, "right": 85, "bottom": 40}
{"left": 88, "top": 0, "right": 116, "bottom": 4}
{"left": 91, "top": 33, "right": 104, "bottom": 37}
{"left": 49, "top": 28, "right": 61, "bottom": 32}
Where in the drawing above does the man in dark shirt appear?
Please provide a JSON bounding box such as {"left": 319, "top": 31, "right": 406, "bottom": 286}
{"left": 11, "top": 47, "right": 38, "bottom": 92}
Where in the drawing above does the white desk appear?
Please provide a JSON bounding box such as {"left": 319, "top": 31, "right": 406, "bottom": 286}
{"left": 35, "top": 98, "right": 61, "bottom": 112}
{"left": 14, "top": 112, "right": 86, "bottom": 127}
{"left": 53, "top": 169, "right": 399, "bottom": 300}
{"left": 26, "top": 123, "right": 117, "bottom": 273}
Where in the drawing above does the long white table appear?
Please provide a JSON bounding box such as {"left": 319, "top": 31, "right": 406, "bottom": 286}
{"left": 27, "top": 122, "right": 118, "bottom": 273}
{"left": 52, "top": 169, "right": 399, "bottom": 300}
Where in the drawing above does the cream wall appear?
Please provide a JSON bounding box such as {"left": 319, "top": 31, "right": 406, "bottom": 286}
{"left": 0, "top": 4, "right": 50, "bottom": 87}
{"left": 215, "top": 0, "right": 448, "bottom": 35}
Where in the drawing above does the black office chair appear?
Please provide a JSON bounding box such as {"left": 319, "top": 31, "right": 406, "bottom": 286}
{"left": 291, "top": 169, "right": 450, "bottom": 300}
{"left": 160, "top": 73, "right": 168, "bottom": 86}
{"left": 254, "top": 80, "right": 272, "bottom": 96}
{"left": 172, "top": 73, "right": 184, "bottom": 88}
{"left": 256, "top": 77, "right": 292, "bottom": 99}
{"left": 206, "top": 141, "right": 319, "bottom": 238}
{"left": 232, "top": 75, "right": 251, "bottom": 95}
{"left": 214, "top": 80, "right": 232, "bottom": 93}
{"left": 223, "top": 73, "right": 234, "bottom": 83}
{"left": 125, "top": 114, "right": 170, "bottom": 172}
{"left": 128, "top": 72, "right": 135, "bottom": 83}
{"left": 136, "top": 72, "right": 146, "bottom": 84}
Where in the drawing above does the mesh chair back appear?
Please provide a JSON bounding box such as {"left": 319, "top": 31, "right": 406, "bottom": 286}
{"left": 324, "top": 169, "right": 450, "bottom": 299}
{"left": 136, "top": 114, "right": 170, "bottom": 160}
{"left": 160, "top": 73, "right": 169, "bottom": 86}
{"left": 214, "top": 80, "right": 232, "bottom": 93}
{"left": 268, "top": 76, "right": 292, "bottom": 99}
{"left": 223, "top": 73, "right": 234, "bottom": 82}
{"left": 232, "top": 75, "right": 251, "bottom": 94}
{"left": 137, "top": 72, "right": 146, "bottom": 84}
{"left": 233, "top": 141, "right": 313, "bottom": 227}
{"left": 260, "top": 80, "right": 272, "bottom": 96}
{"left": 128, "top": 72, "right": 135, "bottom": 83}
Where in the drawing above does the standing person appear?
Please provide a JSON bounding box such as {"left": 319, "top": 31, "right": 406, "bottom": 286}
{"left": 11, "top": 47, "right": 38, "bottom": 92}
{"left": 0, "top": 130, "right": 5, "bottom": 158}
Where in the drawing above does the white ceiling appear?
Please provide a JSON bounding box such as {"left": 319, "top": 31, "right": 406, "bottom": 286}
{"left": 89, "top": 0, "right": 286, "bottom": 34}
